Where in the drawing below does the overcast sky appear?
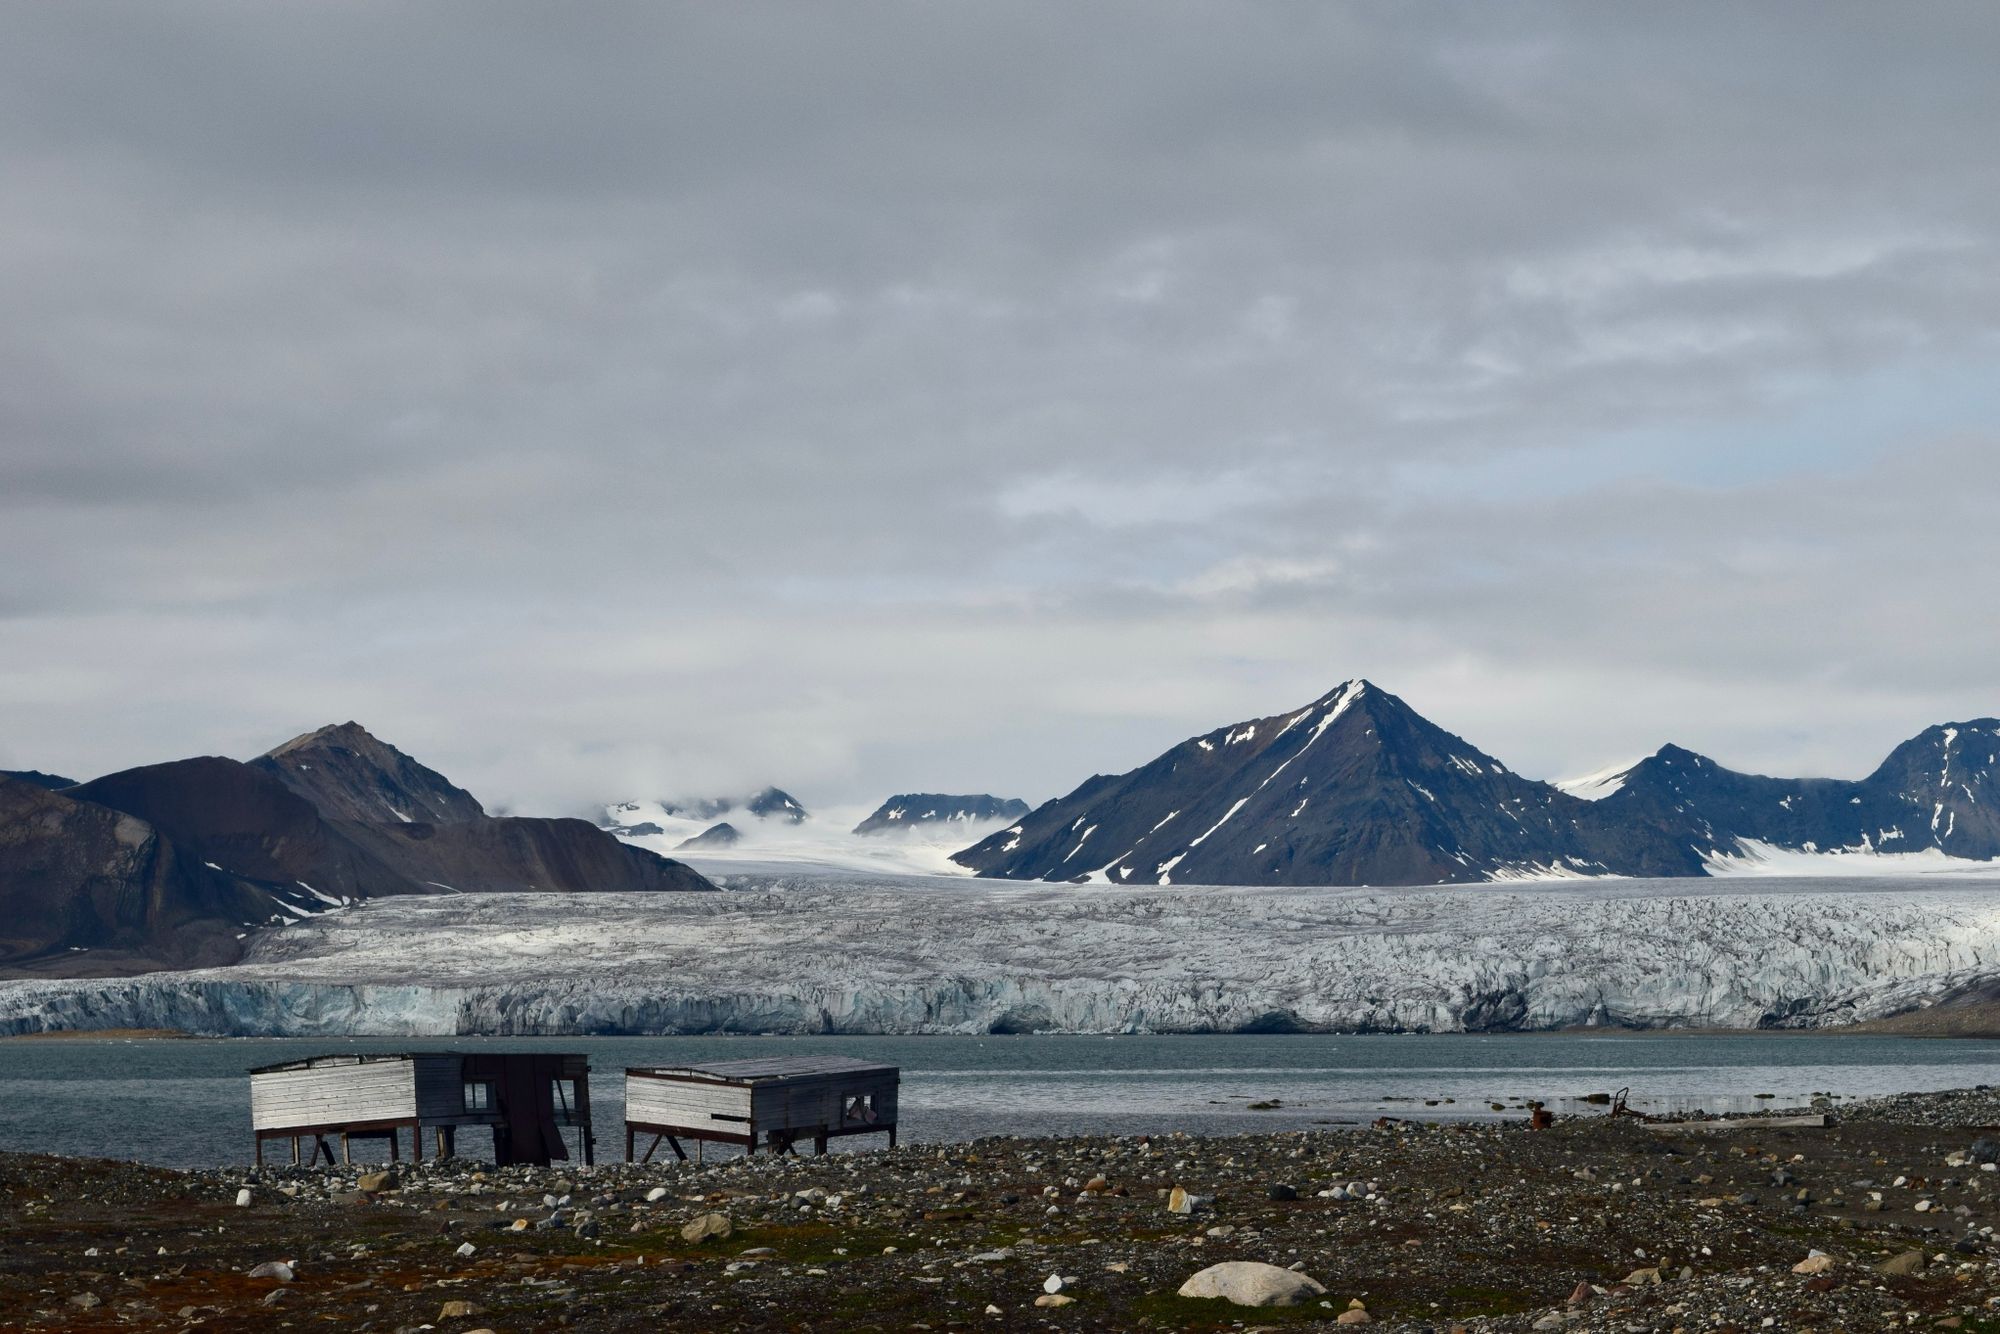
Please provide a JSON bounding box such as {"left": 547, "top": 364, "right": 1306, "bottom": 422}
{"left": 3, "top": 3, "right": 1998, "bottom": 816}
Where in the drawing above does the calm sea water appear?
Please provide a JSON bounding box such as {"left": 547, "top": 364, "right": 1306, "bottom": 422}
{"left": 4, "top": 1033, "right": 1999, "bottom": 1170}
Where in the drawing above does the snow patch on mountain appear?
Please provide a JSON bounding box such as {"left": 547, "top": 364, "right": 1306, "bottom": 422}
{"left": 1557, "top": 759, "right": 1644, "bottom": 801}
{"left": 1703, "top": 838, "right": 2000, "bottom": 877}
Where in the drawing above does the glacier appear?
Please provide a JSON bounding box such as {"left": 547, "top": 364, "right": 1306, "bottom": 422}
{"left": 5, "top": 870, "right": 2000, "bottom": 1037}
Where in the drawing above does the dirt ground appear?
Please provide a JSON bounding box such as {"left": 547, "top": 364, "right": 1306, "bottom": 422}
{"left": 8, "top": 1094, "right": 2000, "bottom": 1332}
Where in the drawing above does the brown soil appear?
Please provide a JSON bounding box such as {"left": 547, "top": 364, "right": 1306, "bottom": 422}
{"left": 7, "top": 1105, "right": 2000, "bottom": 1332}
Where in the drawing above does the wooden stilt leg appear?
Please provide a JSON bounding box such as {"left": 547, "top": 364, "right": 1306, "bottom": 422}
{"left": 626, "top": 1126, "right": 634, "bottom": 1163}
{"left": 256, "top": 1135, "right": 264, "bottom": 1168}
{"left": 390, "top": 1127, "right": 400, "bottom": 1163}
{"left": 641, "top": 1132, "right": 661, "bottom": 1164}
{"left": 341, "top": 1132, "right": 351, "bottom": 1165}
{"left": 814, "top": 1129, "right": 828, "bottom": 1156}
{"left": 888, "top": 1126, "right": 898, "bottom": 1149}
{"left": 667, "top": 1135, "right": 687, "bottom": 1162}
{"left": 291, "top": 1136, "right": 300, "bottom": 1166}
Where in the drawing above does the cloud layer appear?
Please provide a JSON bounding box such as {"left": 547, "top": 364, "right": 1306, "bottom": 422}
{"left": 3, "top": 3, "right": 1998, "bottom": 813}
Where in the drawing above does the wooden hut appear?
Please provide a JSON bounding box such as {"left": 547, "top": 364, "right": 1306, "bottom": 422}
{"left": 249, "top": 1052, "right": 594, "bottom": 1167}
{"left": 624, "top": 1055, "right": 899, "bottom": 1161}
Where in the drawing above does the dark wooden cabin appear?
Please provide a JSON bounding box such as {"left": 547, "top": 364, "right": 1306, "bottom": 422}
{"left": 249, "top": 1052, "right": 593, "bottom": 1167}
{"left": 625, "top": 1055, "right": 899, "bottom": 1161}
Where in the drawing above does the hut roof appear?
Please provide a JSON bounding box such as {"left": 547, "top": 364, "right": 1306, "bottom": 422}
{"left": 627, "top": 1055, "right": 897, "bottom": 1083}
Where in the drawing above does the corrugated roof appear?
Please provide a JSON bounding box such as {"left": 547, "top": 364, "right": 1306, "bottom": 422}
{"left": 248, "top": 1050, "right": 586, "bottom": 1075}
{"left": 628, "top": 1055, "right": 897, "bottom": 1082}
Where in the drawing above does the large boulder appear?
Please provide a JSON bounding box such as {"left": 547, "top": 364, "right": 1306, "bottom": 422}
{"left": 1176, "top": 1261, "right": 1327, "bottom": 1307}
{"left": 681, "top": 1212, "right": 734, "bottom": 1243}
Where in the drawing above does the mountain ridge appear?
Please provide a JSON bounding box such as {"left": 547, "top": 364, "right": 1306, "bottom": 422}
{"left": 3, "top": 724, "right": 714, "bottom": 976}
{"left": 853, "top": 794, "right": 1031, "bottom": 835}
{"left": 953, "top": 684, "right": 2000, "bottom": 886}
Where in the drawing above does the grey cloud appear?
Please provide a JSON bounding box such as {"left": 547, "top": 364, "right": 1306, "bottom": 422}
{"left": 2, "top": 3, "right": 1998, "bottom": 814}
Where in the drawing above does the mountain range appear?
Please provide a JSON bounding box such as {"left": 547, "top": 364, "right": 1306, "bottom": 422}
{"left": 0, "top": 724, "right": 712, "bottom": 978}
{"left": 853, "top": 794, "right": 1031, "bottom": 836}
{"left": 604, "top": 788, "right": 809, "bottom": 838}
{"left": 952, "top": 680, "right": 2000, "bottom": 886}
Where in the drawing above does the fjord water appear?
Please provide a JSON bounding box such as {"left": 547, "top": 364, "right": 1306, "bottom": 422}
{"left": 6, "top": 1033, "right": 2000, "bottom": 1169}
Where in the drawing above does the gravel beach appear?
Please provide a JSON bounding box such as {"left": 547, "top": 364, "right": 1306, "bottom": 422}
{"left": 10, "top": 1091, "right": 2000, "bottom": 1331}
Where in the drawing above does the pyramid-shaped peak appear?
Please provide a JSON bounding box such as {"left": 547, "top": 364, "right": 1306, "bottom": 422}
{"left": 1310, "top": 678, "right": 1371, "bottom": 706}
{"left": 267, "top": 720, "right": 389, "bottom": 756}
{"left": 252, "top": 721, "right": 485, "bottom": 824}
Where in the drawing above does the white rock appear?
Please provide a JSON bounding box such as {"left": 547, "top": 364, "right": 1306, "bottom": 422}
{"left": 1043, "top": 1273, "right": 1064, "bottom": 1294}
{"left": 235, "top": 1188, "right": 253, "bottom": 1207}
{"left": 246, "top": 1261, "right": 295, "bottom": 1282}
{"left": 645, "top": 1187, "right": 669, "bottom": 1203}
{"left": 455, "top": 1242, "right": 476, "bottom": 1258}
{"left": 1177, "top": 1261, "right": 1327, "bottom": 1307}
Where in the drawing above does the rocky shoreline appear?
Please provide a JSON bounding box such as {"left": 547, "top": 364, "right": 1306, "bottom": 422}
{"left": 10, "top": 1091, "right": 2000, "bottom": 1331}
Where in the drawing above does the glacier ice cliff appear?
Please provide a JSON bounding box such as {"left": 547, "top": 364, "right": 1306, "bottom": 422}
{"left": 4, "top": 871, "right": 2000, "bottom": 1036}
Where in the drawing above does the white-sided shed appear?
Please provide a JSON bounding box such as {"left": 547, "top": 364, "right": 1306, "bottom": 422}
{"left": 624, "top": 1055, "right": 899, "bottom": 1160}
{"left": 248, "top": 1051, "right": 593, "bottom": 1167}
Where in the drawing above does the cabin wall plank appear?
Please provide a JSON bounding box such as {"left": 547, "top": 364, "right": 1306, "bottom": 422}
{"left": 251, "top": 1061, "right": 418, "bottom": 1131}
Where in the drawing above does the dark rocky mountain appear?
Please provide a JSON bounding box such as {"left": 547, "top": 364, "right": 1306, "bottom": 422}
{"left": 952, "top": 683, "right": 2000, "bottom": 887}
{"left": 3, "top": 725, "right": 714, "bottom": 975}
{"left": 0, "top": 775, "right": 277, "bottom": 976}
{"left": 609, "top": 787, "right": 811, "bottom": 835}
{"left": 253, "top": 721, "right": 484, "bottom": 825}
{"left": 1, "top": 770, "right": 77, "bottom": 791}
{"left": 342, "top": 815, "right": 713, "bottom": 893}
{"left": 67, "top": 757, "right": 427, "bottom": 901}
{"left": 953, "top": 681, "right": 1662, "bottom": 886}
{"left": 72, "top": 741, "right": 714, "bottom": 900}
{"left": 854, "top": 794, "right": 1031, "bottom": 835}
{"left": 744, "top": 787, "right": 809, "bottom": 823}
{"left": 1584, "top": 720, "right": 2000, "bottom": 869}
{"left": 676, "top": 822, "right": 741, "bottom": 851}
